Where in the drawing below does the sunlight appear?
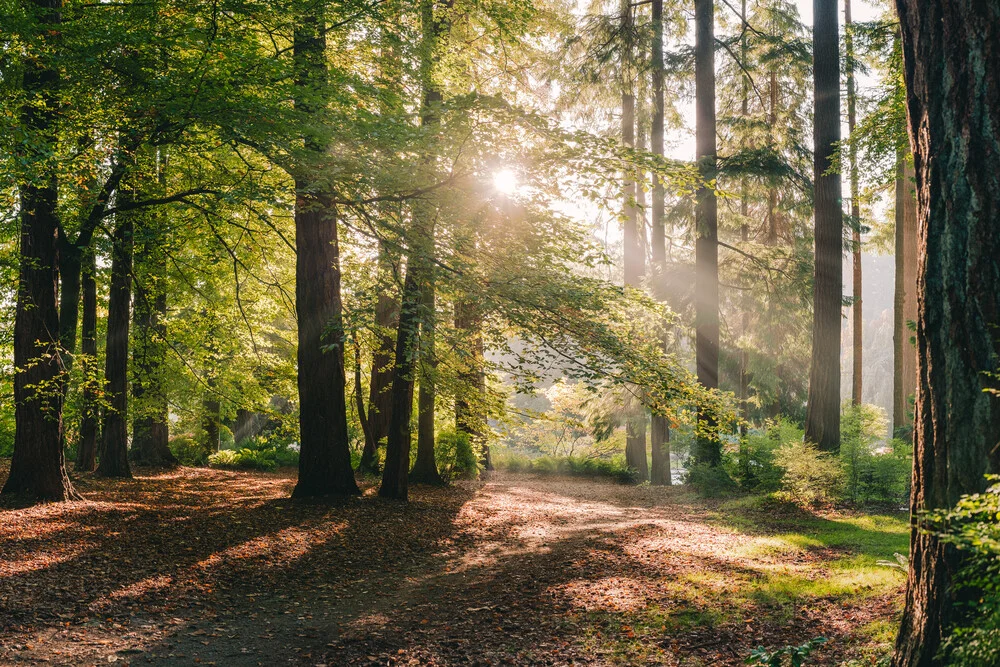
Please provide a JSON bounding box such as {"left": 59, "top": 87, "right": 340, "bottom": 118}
{"left": 493, "top": 168, "right": 518, "bottom": 195}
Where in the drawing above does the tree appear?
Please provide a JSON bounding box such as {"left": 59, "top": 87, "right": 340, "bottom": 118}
{"left": 804, "top": 0, "right": 842, "bottom": 452}
{"left": 891, "top": 2, "right": 1000, "bottom": 664}
{"left": 75, "top": 248, "right": 99, "bottom": 472}
{"left": 648, "top": 0, "right": 670, "bottom": 486}
{"left": 893, "top": 157, "right": 917, "bottom": 432}
{"left": 692, "top": 0, "right": 720, "bottom": 466}
{"left": 2, "top": 0, "right": 79, "bottom": 501}
{"left": 96, "top": 203, "right": 134, "bottom": 479}
{"left": 845, "top": 0, "right": 862, "bottom": 407}
{"left": 290, "top": 1, "right": 359, "bottom": 498}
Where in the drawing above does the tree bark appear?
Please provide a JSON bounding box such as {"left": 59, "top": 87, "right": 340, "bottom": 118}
{"left": 2, "top": 0, "right": 79, "bottom": 501}
{"left": 380, "top": 266, "right": 422, "bottom": 500}
{"left": 359, "top": 252, "right": 399, "bottom": 475}
{"left": 455, "top": 300, "right": 489, "bottom": 470}
{"left": 845, "top": 0, "right": 862, "bottom": 406}
{"left": 131, "top": 153, "right": 175, "bottom": 467}
{"left": 693, "top": 0, "right": 720, "bottom": 466}
{"left": 76, "top": 248, "right": 99, "bottom": 472}
{"left": 891, "top": 2, "right": 1000, "bottom": 664}
{"left": 804, "top": 0, "right": 843, "bottom": 452}
{"left": 291, "top": 3, "right": 359, "bottom": 498}
{"left": 410, "top": 267, "right": 444, "bottom": 485}
{"left": 96, "top": 214, "right": 134, "bottom": 479}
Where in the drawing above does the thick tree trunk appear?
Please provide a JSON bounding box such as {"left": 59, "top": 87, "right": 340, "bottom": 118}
{"left": 891, "top": 2, "right": 1000, "bottom": 665}
{"left": 76, "top": 248, "right": 99, "bottom": 471}
{"left": 650, "top": 414, "right": 670, "bottom": 485}
{"left": 846, "top": 0, "right": 862, "bottom": 406}
{"left": 693, "top": 0, "right": 720, "bottom": 466}
{"left": 291, "top": 5, "right": 359, "bottom": 498}
{"left": 410, "top": 268, "right": 444, "bottom": 485}
{"left": 96, "top": 215, "right": 134, "bottom": 479}
{"left": 130, "top": 172, "right": 175, "bottom": 467}
{"left": 2, "top": 0, "right": 79, "bottom": 501}
{"left": 804, "top": 0, "right": 843, "bottom": 452}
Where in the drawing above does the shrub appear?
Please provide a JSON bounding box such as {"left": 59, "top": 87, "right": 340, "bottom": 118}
{"left": 685, "top": 462, "right": 737, "bottom": 497}
{"left": 774, "top": 440, "right": 842, "bottom": 505}
{"left": 729, "top": 420, "right": 802, "bottom": 493}
{"left": 169, "top": 434, "right": 210, "bottom": 466}
{"left": 928, "top": 476, "right": 1000, "bottom": 666}
{"left": 435, "top": 429, "right": 479, "bottom": 480}
{"left": 840, "top": 404, "right": 911, "bottom": 505}
{"left": 491, "top": 450, "right": 635, "bottom": 483}
{"left": 208, "top": 449, "right": 239, "bottom": 467}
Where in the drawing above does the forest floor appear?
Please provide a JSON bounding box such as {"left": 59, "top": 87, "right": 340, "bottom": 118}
{"left": 0, "top": 463, "right": 908, "bottom": 666}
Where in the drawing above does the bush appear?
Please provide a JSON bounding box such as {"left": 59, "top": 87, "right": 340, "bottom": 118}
{"left": 774, "top": 440, "right": 842, "bottom": 505}
{"left": 491, "top": 450, "right": 636, "bottom": 483}
{"left": 435, "top": 430, "right": 480, "bottom": 480}
{"left": 685, "top": 462, "right": 737, "bottom": 497}
{"left": 206, "top": 434, "right": 300, "bottom": 472}
{"left": 169, "top": 434, "right": 210, "bottom": 466}
{"left": 729, "top": 420, "right": 801, "bottom": 493}
{"left": 928, "top": 476, "right": 1000, "bottom": 666}
{"left": 840, "top": 404, "right": 911, "bottom": 505}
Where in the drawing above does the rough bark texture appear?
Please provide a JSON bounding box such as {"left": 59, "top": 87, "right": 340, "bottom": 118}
{"left": 291, "top": 4, "right": 359, "bottom": 498}
{"left": 846, "top": 0, "right": 862, "bottom": 406}
{"left": 692, "top": 0, "right": 720, "bottom": 466}
{"left": 894, "top": 158, "right": 918, "bottom": 432}
{"left": 1, "top": 0, "right": 79, "bottom": 501}
{"left": 804, "top": 0, "right": 843, "bottom": 452}
{"left": 76, "top": 248, "right": 99, "bottom": 472}
{"left": 96, "top": 216, "right": 134, "bottom": 479}
{"left": 410, "top": 270, "right": 444, "bottom": 486}
{"left": 130, "top": 172, "right": 175, "bottom": 468}
{"left": 891, "top": 2, "right": 1000, "bottom": 665}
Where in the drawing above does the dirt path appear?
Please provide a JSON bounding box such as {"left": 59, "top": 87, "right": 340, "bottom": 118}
{"left": 0, "top": 467, "right": 902, "bottom": 666}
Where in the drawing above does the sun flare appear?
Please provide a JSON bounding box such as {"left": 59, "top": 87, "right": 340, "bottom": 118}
{"left": 493, "top": 169, "right": 518, "bottom": 195}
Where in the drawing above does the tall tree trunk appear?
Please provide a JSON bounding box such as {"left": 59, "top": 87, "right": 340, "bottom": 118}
{"left": 891, "top": 3, "right": 1000, "bottom": 664}
{"left": 620, "top": 0, "right": 647, "bottom": 480}
{"left": 410, "top": 268, "right": 444, "bottom": 485}
{"left": 359, "top": 251, "right": 399, "bottom": 475}
{"left": 76, "top": 248, "right": 99, "bottom": 472}
{"left": 846, "top": 0, "right": 862, "bottom": 406}
{"left": 2, "top": 0, "right": 78, "bottom": 501}
{"left": 648, "top": 0, "right": 671, "bottom": 484}
{"left": 380, "top": 266, "right": 422, "bottom": 500}
{"left": 380, "top": 0, "right": 450, "bottom": 499}
{"left": 693, "top": 0, "right": 720, "bottom": 466}
{"left": 96, "top": 214, "right": 134, "bottom": 479}
{"left": 804, "top": 0, "right": 843, "bottom": 452}
{"left": 291, "top": 3, "right": 359, "bottom": 498}
{"left": 131, "top": 151, "right": 174, "bottom": 467}
{"left": 766, "top": 69, "right": 779, "bottom": 246}
{"left": 892, "top": 153, "right": 907, "bottom": 431}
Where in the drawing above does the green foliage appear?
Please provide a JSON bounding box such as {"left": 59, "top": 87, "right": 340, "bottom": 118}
{"left": 729, "top": 419, "right": 803, "bottom": 493}
{"left": 840, "top": 404, "right": 911, "bottom": 505}
{"left": 492, "top": 450, "right": 636, "bottom": 484}
{"left": 926, "top": 476, "right": 1000, "bottom": 666}
{"left": 773, "top": 440, "right": 843, "bottom": 505}
{"left": 435, "top": 429, "right": 479, "bottom": 481}
{"left": 745, "top": 637, "right": 827, "bottom": 666}
{"left": 169, "top": 435, "right": 209, "bottom": 467}
{"left": 685, "top": 462, "right": 738, "bottom": 497}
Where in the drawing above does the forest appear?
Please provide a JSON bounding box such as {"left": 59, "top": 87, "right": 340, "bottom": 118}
{"left": 0, "top": 0, "right": 998, "bottom": 665}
